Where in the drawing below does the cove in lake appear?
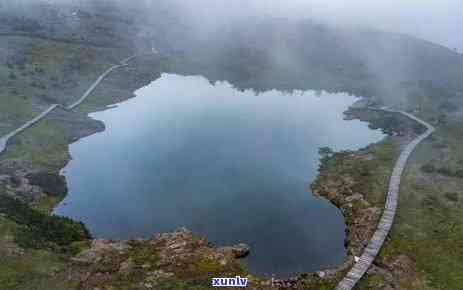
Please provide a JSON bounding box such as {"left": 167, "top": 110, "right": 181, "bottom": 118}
{"left": 54, "top": 74, "right": 385, "bottom": 277}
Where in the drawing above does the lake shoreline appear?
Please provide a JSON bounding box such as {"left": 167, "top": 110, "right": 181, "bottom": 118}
{"left": 56, "top": 74, "right": 387, "bottom": 277}
{"left": 1, "top": 59, "right": 405, "bottom": 288}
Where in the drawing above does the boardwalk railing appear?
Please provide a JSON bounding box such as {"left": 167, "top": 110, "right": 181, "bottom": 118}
{"left": 335, "top": 109, "right": 435, "bottom": 290}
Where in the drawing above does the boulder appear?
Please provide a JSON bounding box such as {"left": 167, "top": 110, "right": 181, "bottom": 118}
{"left": 219, "top": 243, "right": 250, "bottom": 258}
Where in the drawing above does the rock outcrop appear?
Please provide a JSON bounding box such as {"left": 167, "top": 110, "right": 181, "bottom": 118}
{"left": 67, "top": 227, "right": 253, "bottom": 290}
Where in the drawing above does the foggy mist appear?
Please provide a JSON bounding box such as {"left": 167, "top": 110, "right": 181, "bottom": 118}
{"left": 149, "top": 0, "right": 463, "bottom": 50}
{"left": 1, "top": 0, "right": 461, "bottom": 50}
{"left": 1, "top": 0, "right": 463, "bottom": 287}
{"left": 253, "top": 0, "right": 463, "bottom": 51}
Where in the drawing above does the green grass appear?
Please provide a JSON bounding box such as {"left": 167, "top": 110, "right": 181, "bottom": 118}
{"left": 0, "top": 249, "right": 69, "bottom": 290}
{"left": 348, "top": 108, "right": 427, "bottom": 135}
{"left": 0, "top": 216, "right": 77, "bottom": 290}
{"left": 0, "top": 199, "right": 83, "bottom": 289}
{"left": 369, "top": 122, "right": 463, "bottom": 290}
{"left": 314, "top": 138, "right": 397, "bottom": 208}
{"left": 0, "top": 216, "right": 17, "bottom": 241}
{"left": 0, "top": 194, "right": 90, "bottom": 251}
{"left": 77, "top": 56, "right": 163, "bottom": 113}
{"left": 0, "top": 34, "right": 127, "bottom": 135}
{"left": 127, "top": 240, "right": 161, "bottom": 266}
{"left": 30, "top": 195, "right": 62, "bottom": 214}
{"left": 0, "top": 38, "right": 165, "bottom": 290}
{"left": 311, "top": 108, "right": 463, "bottom": 289}
{"left": 0, "top": 243, "right": 80, "bottom": 290}
{"left": 0, "top": 41, "right": 163, "bottom": 174}
{"left": 0, "top": 90, "right": 37, "bottom": 136}
{"left": 0, "top": 119, "right": 72, "bottom": 170}
{"left": 2, "top": 30, "right": 462, "bottom": 290}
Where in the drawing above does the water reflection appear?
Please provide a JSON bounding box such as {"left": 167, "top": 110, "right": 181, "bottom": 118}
{"left": 55, "top": 74, "right": 385, "bottom": 277}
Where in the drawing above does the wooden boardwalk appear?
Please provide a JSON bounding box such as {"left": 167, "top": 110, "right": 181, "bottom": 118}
{"left": 66, "top": 51, "right": 157, "bottom": 110}
{"left": 0, "top": 104, "right": 58, "bottom": 155}
{"left": 65, "top": 63, "right": 128, "bottom": 110}
{"left": 1, "top": 60, "right": 126, "bottom": 155}
{"left": 0, "top": 53, "right": 151, "bottom": 155}
{"left": 335, "top": 109, "right": 435, "bottom": 290}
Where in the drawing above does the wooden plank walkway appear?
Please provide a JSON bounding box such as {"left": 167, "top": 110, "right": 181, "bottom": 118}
{"left": 0, "top": 104, "right": 59, "bottom": 154}
{"left": 66, "top": 51, "right": 157, "bottom": 110}
{"left": 120, "top": 54, "right": 138, "bottom": 64}
{"left": 0, "top": 52, "right": 150, "bottom": 155}
{"left": 335, "top": 109, "right": 435, "bottom": 290}
{"left": 65, "top": 63, "right": 128, "bottom": 110}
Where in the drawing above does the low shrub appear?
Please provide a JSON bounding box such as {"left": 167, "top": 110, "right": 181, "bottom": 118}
{"left": 421, "top": 163, "right": 436, "bottom": 173}
{"left": 0, "top": 195, "right": 90, "bottom": 251}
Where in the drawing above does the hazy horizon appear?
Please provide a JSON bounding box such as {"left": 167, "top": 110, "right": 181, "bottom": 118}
{"left": 1, "top": 0, "right": 462, "bottom": 51}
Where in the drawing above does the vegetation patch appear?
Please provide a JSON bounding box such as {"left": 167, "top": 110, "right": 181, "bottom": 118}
{"left": 26, "top": 171, "right": 68, "bottom": 196}
{"left": 0, "top": 194, "right": 90, "bottom": 251}
{"left": 368, "top": 122, "right": 463, "bottom": 290}
{"left": 347, "top": 108, "right": 426, "bottom": 136}
{"left": 420, "top": 163, "right": 463, "bottom": 178}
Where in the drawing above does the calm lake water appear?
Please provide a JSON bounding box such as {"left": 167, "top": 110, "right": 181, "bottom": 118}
{"left": 54, "top": 74, "right": 385, "bottom": 277}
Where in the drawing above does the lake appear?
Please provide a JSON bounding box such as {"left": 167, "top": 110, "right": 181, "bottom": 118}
{"left": 54, "top": 74, "right": 385, "bottom": 277}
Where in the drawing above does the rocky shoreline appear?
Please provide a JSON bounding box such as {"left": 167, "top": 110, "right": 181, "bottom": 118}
{"left": 0, "top": 61, "right": 417, "bottom": 289}
{"left": 65, "top": 227, "right": 253, "bottom": 290}
{"left": 264, "top": 105, "right": 429, "bottom": 289}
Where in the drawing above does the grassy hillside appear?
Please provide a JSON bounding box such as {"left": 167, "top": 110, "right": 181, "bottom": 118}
{"left": 365, "top": 121, "right": 463, "bottom": 289}
{"left": 1, "top": 2, "right": 463, "bottom": 290}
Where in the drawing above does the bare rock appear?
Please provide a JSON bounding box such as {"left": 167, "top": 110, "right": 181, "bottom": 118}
{"left": 72, "top": 239, "right": 130, "bottom": 264}
{"left": 231, "top": 243, "right": 251, "bottom": 258}
{"left": 118, "top": 258, "right": 134, "bottom": 275}
{"left": 219, "top": 243, "right": 250, "bottom": 258}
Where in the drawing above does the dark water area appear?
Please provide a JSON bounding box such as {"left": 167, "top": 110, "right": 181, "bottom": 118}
{"left": 54, "top": 74, "right": 385, "bottom": 277}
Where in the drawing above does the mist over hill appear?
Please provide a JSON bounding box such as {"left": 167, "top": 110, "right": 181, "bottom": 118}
{"left": 1, "top": 0, "right": 462, "bottom": 110}
{"left": 2, "top": 1, "right": 463, "bottom": 289}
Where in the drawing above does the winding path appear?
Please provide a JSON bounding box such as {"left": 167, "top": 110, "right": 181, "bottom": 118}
{"left": 335, "top": 109, "right": 435, "bottom": 290}
{"left": 0, "top": 51, "right": 435, "bottom": 289}
{"left": 0, "top": 52, "right": 145, "bottom": 155}
{"left": 66, "top": 53, "right": 146, "bottom": 110}
{"left": 65, "top": 63, "right": 128, "bottom": 110}
{"left": 0, "top": 104, "right": 58, "bottom": 154}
